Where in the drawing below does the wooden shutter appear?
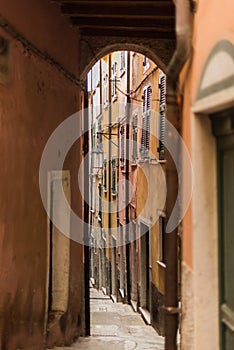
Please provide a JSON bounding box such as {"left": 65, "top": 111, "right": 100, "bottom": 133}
{"left": 141, "top": 114, "right": 146, "bottom": 155}
{"left": 98, "top": 183, "right": 102, "bottom": 221}
{"left": 121, "top": 51, "right": 126, "bottom": 71}
{"left": 158, "top": 74, "right": 166, "bottom": 159}
{"left": 112, "top": 62, "right": 117, "bottom": 97}
{"left": 142, "top": 88, "right": 147, "bottom": 113}
{"left": 103, "top": 159, "right": 107, "bottom": 190}
{"left": 104, "top": 74, "right": 109, "bottom": 106}
{"left": 120, "top": 125, "right": 125, "bottom": 164}
{"left": 146, "top": 85, "right": 152, "bottom": 111}
{"left": 111, "top": 159, "right": 116, "bottom": 194}
{"left": 132, "top": 113, "right": 138, "bottom": 163}
{"left": 145, "top": 111, "right": 150, "bottom": 153}
{"left": 97, "top": 120, "right": 102, "bottom": 150}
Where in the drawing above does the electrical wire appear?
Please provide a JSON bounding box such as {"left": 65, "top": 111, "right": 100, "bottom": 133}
{"left": 116, "top": 85, "right": 159, "bottom": 103}
{"left": 0, "top": 16, "right": 85, "bottom": 88}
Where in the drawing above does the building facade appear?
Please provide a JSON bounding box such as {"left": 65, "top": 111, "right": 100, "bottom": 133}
{"left": 88, "top": 51, "right": 169, "bottom": 335}
{"left": 179, "top": 1, "right": 234, "bottom": 349}
{"left": 0, "top": 0, "right": 84, "bottom": 348}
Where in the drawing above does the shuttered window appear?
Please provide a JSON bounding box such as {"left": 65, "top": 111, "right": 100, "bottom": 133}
{"left": 93, "top": 123, "right": 96, "bottom": 148}
{"left": 111, "top": 158, "right": 117, "bottom": 195}
{"left": 112, "top": 62, "right": 117, "bottom": 99}
{"left": 103, "top": 159, "right": 107, "bottom": 191}
{"left": 98, "top": 183, "right": 102, "bottom": 222}
{"left": 142, "top": 85, "right": 152, "bottom": 113}
{"left": 120, "top": 125, "right": 125, "bottom": 166}
{"left": 132, "top": 113, "right": 138, "bottom": 163}
{"left": 143, "top": 56, "right": 150, "bottom": 72}
{"left": 97, "top": 120, "right": 102, "bottom": 151}
{"left": 141, "top": 85, "right": 151, "bottom": 158}
{"left": 120, "top": 51, "right": 126, "bottom": 73}
{"left": 158, "top": 73, "right": 166, "bottom": 159}
{"left": 103, "top": 73, "right": 109, "bottom": 108}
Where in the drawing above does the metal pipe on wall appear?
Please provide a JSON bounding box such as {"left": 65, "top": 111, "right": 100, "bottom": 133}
{"left": 125, "top": 51, "right": 131, "bottom": 304}
{"left": 83, "top": 84, "right": 91, "bottom": 336}
{"left": 108, "top": 54, "right": 112, "bottom": 295}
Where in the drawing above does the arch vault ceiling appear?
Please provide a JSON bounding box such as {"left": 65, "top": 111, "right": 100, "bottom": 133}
{"left": 53, "top": 0, "right": 176, "bottom": 76}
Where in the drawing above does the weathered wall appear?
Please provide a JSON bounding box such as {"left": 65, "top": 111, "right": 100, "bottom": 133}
{"left": 0, "top": 1, "right": 83, "bottom": 349}
{"left": 181, "top": 0, "right": 234, "bottom": 348}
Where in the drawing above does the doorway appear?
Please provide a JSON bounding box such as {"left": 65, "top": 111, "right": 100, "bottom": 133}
{"left": 211, "top": 108, "right": 234, "bottom": 349}
{"left": 140, "top": 222, "right": 150, "bottom": 312}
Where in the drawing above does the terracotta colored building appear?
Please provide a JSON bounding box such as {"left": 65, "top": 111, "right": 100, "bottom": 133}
{"left": 88, "top": 51, "right": 168, "bottom": 335}
{"left": 0, "top": 0, "right": 84, "bottom": 349}
{"left": 1, "top": 0, "right": 234, "bottom": 349}
{"left": 180, "top": 1, "right": 234, "bottom": 349}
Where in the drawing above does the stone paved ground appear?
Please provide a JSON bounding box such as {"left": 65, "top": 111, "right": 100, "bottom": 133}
{"left": 53, "top": 287, "right": 164, "bottom": 350}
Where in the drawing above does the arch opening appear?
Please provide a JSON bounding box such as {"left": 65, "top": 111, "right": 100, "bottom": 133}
{"left": 86, "top": 49, "right": 168, "bottom": 341}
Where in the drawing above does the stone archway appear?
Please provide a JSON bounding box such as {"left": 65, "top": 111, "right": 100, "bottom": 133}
{"left": 79, "top": 37, "right": 175, "bottom": 79}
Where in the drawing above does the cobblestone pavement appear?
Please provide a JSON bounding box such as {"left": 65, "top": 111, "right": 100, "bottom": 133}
{"left": 53, "top": 287, "right": 164, "bottom": 350}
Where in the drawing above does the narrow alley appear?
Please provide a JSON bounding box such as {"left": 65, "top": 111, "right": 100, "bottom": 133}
{"left": 1, "top": 1, "right": 234, "bottom": 350}
{"left": 52, "top": 287, "right": 164, "bottom": 350}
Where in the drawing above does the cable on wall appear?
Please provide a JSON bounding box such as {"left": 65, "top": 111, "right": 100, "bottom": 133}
{"left": 0, "top": 16, "right": 85, "bottom": 88}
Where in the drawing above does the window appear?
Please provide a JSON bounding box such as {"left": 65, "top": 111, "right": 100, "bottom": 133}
{"left": 112, "top": 62, "right": 117, "bottom": 100}
{"left": 93, "top": 123, "right": 96, "bottom": 148}
{"left": 131, "top": 222, "right": 137, "bottom": 303}
{"left": 119, "top": 224, "right": 125, "bottom": 295}
{"left": 158, "top": 73, "right": 166, "bottom": 160}
{"left": 97, "top": 120, "right": 103, "bottom": 151}
{"left": 140, "top": 85, "right": 152, "bottom": 158}
{"left": 98, "top": 183, "right": 102, "bottom": 222}
{"left": 111, "top": 158, "right": 117, "bottom": 195}
{"left": 143, "top": 56, "right": 150, "bottom": 72}
{"left": 103, "top": 73, "right": 109, "bottom": 108}
{"left": 92, "top": 61, "right": 102, "bottom": 118}
{"left": 157, "top": 212, "right": 166, "bottom": 265}
{"left": 142, "top": 85, "right": 152, "bottom": 113}
{"left": 103, "top": 159, "right": 107, "bottom": 191}
{"left": 120, "top": 125, "right": 125, "bottom": 166}
{"left": 120, "top": 51, "right": 126, "bottom": 74}
{"left": 132, "top": 112, "right": 138, "bottom": 164}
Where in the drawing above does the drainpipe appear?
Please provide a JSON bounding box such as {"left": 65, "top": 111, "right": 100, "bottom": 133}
{"left": 125, "top": 51, "right": 131, "bottom": 304}
{"left": 83, "top": 83, "right": 90, "bottom": 336}
{"left": 164, "top": 0, "right": 194, "bottom": 349}
{"left": 108, "top": 54, "right": 112, "bottom": 295}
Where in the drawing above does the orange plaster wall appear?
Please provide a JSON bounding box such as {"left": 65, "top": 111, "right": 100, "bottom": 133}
{"left": 180, "top": 0, "right": 234, "bottom": 270}
{"left": 0, "top": 1, "right": 83, "bottom": 348}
